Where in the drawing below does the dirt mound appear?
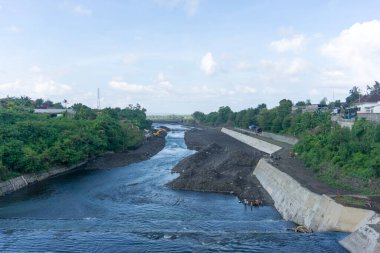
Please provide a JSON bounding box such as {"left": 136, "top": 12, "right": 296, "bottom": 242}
{"left": 167, "top": 128, "right": 273, "bottom": 205}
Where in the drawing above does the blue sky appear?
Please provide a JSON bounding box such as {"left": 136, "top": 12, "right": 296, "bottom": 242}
{"left": 1, "top": 0, "right": 380, "bottom": 114}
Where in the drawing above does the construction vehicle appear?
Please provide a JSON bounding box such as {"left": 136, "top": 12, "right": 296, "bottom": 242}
{"left": 153, "top": 128, "right": 166, "bottom": 137}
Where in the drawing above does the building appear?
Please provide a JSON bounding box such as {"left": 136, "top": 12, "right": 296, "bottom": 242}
{"left": 354, "top": 93, "right": 380, "bottom": 122}
{"left": 34, "top": 109, "right": 75, "bottom": 117}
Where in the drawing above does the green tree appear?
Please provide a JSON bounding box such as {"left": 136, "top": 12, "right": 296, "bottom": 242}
{"left": 346, "top": 86, "right": 362, "bottom": 106}
{"left": 366, "top": 81, "right": 380, "bottom": 95}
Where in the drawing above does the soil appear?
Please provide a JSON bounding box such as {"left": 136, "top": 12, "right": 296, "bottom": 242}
{"left": 80, "top": 133, "right": 166, "bottom": 170}
{"left": 166, "top": 127, "right": 274, "bottom": 205}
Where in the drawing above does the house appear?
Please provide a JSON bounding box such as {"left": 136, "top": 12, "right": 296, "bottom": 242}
{"left": 34, "top": 109, "right": 76, "bottom": 117}
{"left": 354, "top": 93, "right": 380, "bottom": 122}
{"left": 355, "top": 93, "right": 380, "bottom": 114}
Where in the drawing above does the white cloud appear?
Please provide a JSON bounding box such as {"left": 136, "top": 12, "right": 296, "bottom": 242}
{"left": 109, "top": 72, "right": 172, "bottom": 96}
{"left": 321, "top": 20, "right": 380, "bottom": 87}
{"left": 0, "top": 77, "right": 72, "bottom": 99}
{"left": 122, "top": 53, "right": 139, "bottom": 65}
{"left": 29, "top": 66, "right": 42, "bottom": 73}
{"left": 200, "top": 52, "right": 216, "bottom": 75}
{"left": 156, "top": 72, "right": 172, "bottom": 88}
{"left": 0, "top": 80, "right": 22, "bottom": 94}
{"left": 260, "top": 58, "right": 307, "bottom": 77}
{"left": 271, "top": 34, "right": 306, "bottom": 53}
{"left": 33, "top": 77, "right": 72, "bottom": 96}
{"left": 285, "top": 58, "right": 307, "bottom": 74}
{"left": 109, "top": 81, "right": 153, "bottom": 93}
{"left": 73, "top": 5, "right": 92, "bottom": 16}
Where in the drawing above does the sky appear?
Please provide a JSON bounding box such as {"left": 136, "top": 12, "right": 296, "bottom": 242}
{"left": 1, "top": 0, "right": 380, "bottom": 114}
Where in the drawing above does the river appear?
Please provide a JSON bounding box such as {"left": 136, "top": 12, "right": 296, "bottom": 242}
{"left": 0, "top": 125, "right": 348, "bottom": 252}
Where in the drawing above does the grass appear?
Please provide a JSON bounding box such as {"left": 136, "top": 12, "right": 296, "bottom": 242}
{"left": 334, "top": 195, "right": 368, "bottom": 208}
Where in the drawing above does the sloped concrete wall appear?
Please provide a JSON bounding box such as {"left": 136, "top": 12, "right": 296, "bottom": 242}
{"left": 253, "top": 159, "right": 375, "bottom": 233}
{"left": 0, "top": 162, "right": 87, "bottom": 197}
{"left": 221, "top": 128, "right": 282, "bottom": 154}
{"left": 234, "top": 127, "right": 298, "bottom": 145}
{"left": 340, "top": 214, "right": 380, "bottom": 253}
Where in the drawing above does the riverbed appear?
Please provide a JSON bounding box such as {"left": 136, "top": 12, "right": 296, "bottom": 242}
{"left": 0, "top": 125, "right": 348, "bottom": 252}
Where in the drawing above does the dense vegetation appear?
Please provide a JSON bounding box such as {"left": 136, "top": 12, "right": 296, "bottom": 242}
{"left": 293, "top": 119, "right": 380, "bottom": 193}
{"left": 0, "top": 97, "right": 151, "bottom": 181}
{"left": 192, "top": 82, "right": 380, "bottom": 193}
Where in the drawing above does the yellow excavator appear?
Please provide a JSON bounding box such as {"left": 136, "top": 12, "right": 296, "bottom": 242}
{"left": 153, "top": 128, "right": 166, "bottom": 136}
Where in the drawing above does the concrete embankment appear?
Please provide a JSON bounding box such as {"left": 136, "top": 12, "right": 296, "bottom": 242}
{"left": 221, "top": 128, "right": 281, "bottom": 154}
{"left": 223, "top": 128, "right": 380, "bottom": 252}
{"left": 234, "top": 127, "right": 298, "bottom": 145}
{"left": 254, "top": 159, "right": 374, "bottom": 232}
{"left": 340, "top": 214, "right": 380, "bottom": 253}
{"left": 0, "top": 162, "right": 87, "bottom": 197}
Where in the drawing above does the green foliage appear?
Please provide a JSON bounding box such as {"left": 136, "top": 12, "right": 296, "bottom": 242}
{"left": 366, "top": 81, "right": 380, "bottom": 95}
{"left": 294, "top": 119, "right": 380, "bottom": 184}
{"left": 0, "top": 98, "right": 149, "bottom": 181}
{"left": 346, "top": 86, "right": 362, "bottom": 106}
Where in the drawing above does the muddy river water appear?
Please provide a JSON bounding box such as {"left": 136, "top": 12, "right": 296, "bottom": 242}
{"left": 0, "top": 125, "right": 348, "bottom": 252}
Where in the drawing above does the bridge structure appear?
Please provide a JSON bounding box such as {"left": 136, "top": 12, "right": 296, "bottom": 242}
{"left": 148, "top": 114, "right": 192, "bottom": 124}
{"left": 151, "top": 118, "right": 185, "bottom": 124}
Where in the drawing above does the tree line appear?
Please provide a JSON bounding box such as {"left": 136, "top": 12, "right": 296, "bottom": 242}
{"left": 0, "top": 97, "right": 152, "bottom": 181}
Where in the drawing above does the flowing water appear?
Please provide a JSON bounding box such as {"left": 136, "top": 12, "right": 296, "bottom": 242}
{"left": 0, "top": 125, "right": 348, "bottom": 252}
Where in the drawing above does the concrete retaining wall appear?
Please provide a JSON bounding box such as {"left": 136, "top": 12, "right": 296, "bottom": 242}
{"left": 221, "top": 128, "right": 282, "bottom": 154}
{"left": 234, "top": 128, "right": 298, "bottom": 145}
{"left": 0, "top": 161, "right": 87, "bottom": 197}
{"left": 340, "top": 214, "right": 380, "bottom": 253}
{"left": 358, "top": 113, "right": 380, "bottom": 123}
{"left": 253, "top": 159, "right": 375, "bottom": 233}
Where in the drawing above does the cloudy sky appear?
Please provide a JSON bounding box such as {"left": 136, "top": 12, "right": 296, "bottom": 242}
{"left": 1, "top": 0, "right": 380, "bottom": 114}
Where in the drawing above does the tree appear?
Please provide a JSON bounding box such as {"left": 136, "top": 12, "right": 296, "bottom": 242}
{"left": 217, "top": 106, "right": 234, "bottom": 125}
{"left": 319, "top": 97, "right": 328, "bottom": 106}
{"left": 366, "top": 81, "right": 380, "bottom": 95}
{"left": 346, "top": 86, "right": 362, "bottom": 106}
{"left": 296, "top": 101, "right": 306, "bottom": 106}
{"left": 192, "top": 111, "right": 206, "bottom": 123}
{"left": 35, "top": 98, "right": 44, "bottom": 109}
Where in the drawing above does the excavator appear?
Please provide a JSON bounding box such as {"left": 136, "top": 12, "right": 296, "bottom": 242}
{"left": 153, "top": 128, "right": 166, "bottom": 137}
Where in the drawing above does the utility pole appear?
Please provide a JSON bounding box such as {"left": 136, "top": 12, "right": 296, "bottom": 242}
{"left": 97, "top": 88, "right": 100, "bottom": 110}
{"left": 333, "top": 88, "right": 335, "bottom": 102}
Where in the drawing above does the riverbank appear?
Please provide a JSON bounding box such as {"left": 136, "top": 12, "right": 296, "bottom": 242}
{"left": 0, "top": 134, "right": 167, "bottom": 197}
{"left": 166, "top": 127, "right": 273, "bottom": 205}
{"left": 169, "top": 126, "right": 380, "bottom": 212}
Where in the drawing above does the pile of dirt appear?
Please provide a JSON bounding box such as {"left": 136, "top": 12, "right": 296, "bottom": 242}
{"left": 167, "top": 128, "right": 273, "bottom": 205}
{"left": 81, "top": 133, "right": 167, "bottom": 170}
